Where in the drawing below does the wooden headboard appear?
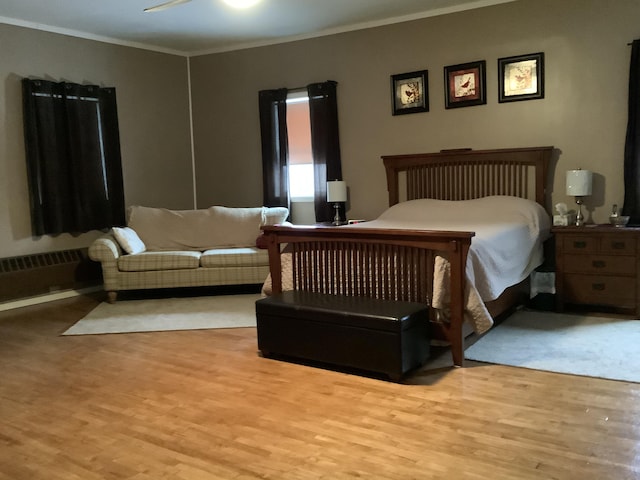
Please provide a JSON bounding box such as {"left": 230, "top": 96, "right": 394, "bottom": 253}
{"left": 382, "top": 146, "right": 554, "bottom": 212}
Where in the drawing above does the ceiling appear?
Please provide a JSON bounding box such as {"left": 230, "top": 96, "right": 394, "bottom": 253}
{"left": 0, "top": 0, "right": 515, "bottom": 56}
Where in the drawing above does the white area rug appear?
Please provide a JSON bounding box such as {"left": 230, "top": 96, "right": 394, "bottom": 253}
{"left": 465, "top": 309, "right": 640, "bottom": 383}
{"left": 62, "top": 294, "right": 261, "bottom": 335}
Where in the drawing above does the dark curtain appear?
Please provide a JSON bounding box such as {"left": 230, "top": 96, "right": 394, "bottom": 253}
{"left": 307, "top": 81, "right": 344, "bottom": 223}
{"left": 258, "top": 88, "right": 290, "bottom": 210}
{"left": 623, "top": 39, "right": 640, "bottom": 224}
{"left": 22, "top": 79, "right": 125, "bottom": 235}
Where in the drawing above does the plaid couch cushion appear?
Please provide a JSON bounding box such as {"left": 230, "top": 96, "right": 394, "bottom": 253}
{"left": 200, "top": 247, "right": 269, "bottom": 268}
{"left": 118, "top": 251, "right": 201, "bottom": 272}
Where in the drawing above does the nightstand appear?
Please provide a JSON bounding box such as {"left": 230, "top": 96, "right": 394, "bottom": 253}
{"left": 553, "top": 225, "right": 640, "bottom": 315}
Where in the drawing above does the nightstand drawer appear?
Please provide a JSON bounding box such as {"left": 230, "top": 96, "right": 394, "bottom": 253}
{"left": 563, "top": 274, "right": 636, "bottom": 308}
{"left": 563, "top": 254, "right": 636, "bottom": 276}
{"left": 598, "top": 235, "right": 636, "bottom": 255}
{"left": 561, "top": 236, "right": 597, "bottom": 254}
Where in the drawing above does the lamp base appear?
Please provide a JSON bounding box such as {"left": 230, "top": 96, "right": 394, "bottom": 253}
{"left": 575, "top": 198, "right": 585, "bottom": 226}
{"left": 332, "top": 203, "right": 342, "bottom": 226}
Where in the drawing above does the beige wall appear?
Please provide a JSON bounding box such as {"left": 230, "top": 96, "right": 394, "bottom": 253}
{"left": 0, "top": 23, "right": 193, "bottom": 258}
{"left": 190, "top": 0, "right": 640, "bottom": 224}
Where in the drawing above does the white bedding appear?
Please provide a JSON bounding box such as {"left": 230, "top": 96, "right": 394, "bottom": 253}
{"left": 345, "top": 196, "right": 551, "bottom": 333}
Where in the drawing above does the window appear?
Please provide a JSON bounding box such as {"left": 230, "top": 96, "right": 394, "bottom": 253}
{"left": 286, "top": 91, "right": 314, "bottom": 202}
{"left": 259, "top": 81, "right": 342, "bottom": 223}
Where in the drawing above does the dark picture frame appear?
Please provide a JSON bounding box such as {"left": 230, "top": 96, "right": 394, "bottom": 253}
{"left": 444, "top": 60, "right": 486, "bottom": 109}
{"left": 498, "top": 52, "right": 545, "bottom": 103}
{"left": 390, "top": 70, "right": 429, "bottom": 115}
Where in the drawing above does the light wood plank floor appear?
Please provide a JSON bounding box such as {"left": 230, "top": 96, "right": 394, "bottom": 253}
{"left": 1, "top": 295, "right": 639, "bottom": 479}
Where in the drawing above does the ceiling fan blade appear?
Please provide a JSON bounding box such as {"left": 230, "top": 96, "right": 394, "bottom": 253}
{"left": 144, "top": 0, "right": 191, "bottom": 13}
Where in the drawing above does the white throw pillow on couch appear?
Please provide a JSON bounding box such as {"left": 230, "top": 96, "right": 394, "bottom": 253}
{"left": 112, "top": 226, "right": 146, "bottom": 254}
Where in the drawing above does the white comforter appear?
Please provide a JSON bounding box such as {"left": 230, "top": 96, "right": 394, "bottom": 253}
{"left": 345, "top": 196, "right": 551, "bottom": 333}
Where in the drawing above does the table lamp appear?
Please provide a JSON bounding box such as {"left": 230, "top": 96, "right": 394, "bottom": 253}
{"left": 566, "top": 169, "right": 592, "bottom": 226}
{"left": 326, "top": 180, "right": 347, "bottom": 225}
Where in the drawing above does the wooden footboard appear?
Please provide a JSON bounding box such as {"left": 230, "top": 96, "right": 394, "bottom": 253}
{"left": 262, "top": 224, "right": 474, "bottom": 366}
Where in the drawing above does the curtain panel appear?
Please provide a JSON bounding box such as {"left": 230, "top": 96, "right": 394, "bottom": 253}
{"left": 307, "top": 81, "right": 344, "bottom": 223}
{"left": 623, "top": 39, "right": 640, "bottom": 224}
{"left": 258, "top": 88, "right": 290, "bottom": 210}
{"left": 22, "top": 79, "right": 125, "bottom": 235}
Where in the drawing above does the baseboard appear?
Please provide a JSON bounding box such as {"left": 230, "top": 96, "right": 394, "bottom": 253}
{"left": 0, "top": 286, "right": 103, "bottom": 312}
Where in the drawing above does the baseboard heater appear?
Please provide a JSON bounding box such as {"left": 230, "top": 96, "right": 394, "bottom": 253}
{"left": 0, "top": 248, "right": 102, "bottom": 303}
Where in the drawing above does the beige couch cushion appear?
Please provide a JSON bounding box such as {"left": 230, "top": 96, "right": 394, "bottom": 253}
{"left": 127, "top": 205, "right": 283, "bottom": 251}
{"left": 118, "top": 251, "right": 201, "bottom": 272}
{"left": 263, "top": 206, "right": 289, "bottom": 225}
{"left": 200, "top": 247, "right": 269, "bottom": 268}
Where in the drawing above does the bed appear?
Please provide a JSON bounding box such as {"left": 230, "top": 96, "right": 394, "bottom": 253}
{"left": 261, "top": 146, "right": 554, "bottom": 366}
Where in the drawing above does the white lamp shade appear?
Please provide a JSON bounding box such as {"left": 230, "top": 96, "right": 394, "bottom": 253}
{"left": 566, "top": 170, "right": 592, "bottom": 196}
{"left": 327, "top": 180, "right": 347, "bottom": 202}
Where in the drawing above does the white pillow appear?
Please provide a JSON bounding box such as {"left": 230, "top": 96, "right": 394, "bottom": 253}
{"left": 112, "top": 227, "right": 146, "bottom": 254}
{"left": 262, "top": 206, "right": 289, "bottom": 225}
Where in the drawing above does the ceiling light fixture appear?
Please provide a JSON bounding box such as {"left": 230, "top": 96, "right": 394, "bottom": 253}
{"left": 222, "top": 0, "right": 261, "bottom": 9}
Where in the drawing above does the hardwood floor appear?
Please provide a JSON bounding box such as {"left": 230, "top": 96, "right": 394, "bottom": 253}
{"left": 1, "top": 295, "right": 639, "bottom": 479}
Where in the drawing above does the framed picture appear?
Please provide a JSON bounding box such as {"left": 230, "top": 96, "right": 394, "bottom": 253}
{"left": 444, "top": 60, "right": 486, "bottom": 109}
{"left": 391, "top": 70, "right": 429, "bottom": 115}
{"left": 498, "top": 52, "right": 544, "bottom": 103}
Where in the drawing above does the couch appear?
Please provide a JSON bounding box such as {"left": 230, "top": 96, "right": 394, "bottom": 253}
{"left": 89, "top": 205, "right": 289, "bottom": 302}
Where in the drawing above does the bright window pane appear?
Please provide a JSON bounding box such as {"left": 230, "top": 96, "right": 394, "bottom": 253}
{"left": 289, "top": 164, "right": 314, "bottom": 199}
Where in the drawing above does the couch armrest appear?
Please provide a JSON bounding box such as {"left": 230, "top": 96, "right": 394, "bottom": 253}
{"left": 89, "top": 235, "right": 122, "bottom": 294}
{"left": 89, "top": 234, "right": 122, "bottom": 262}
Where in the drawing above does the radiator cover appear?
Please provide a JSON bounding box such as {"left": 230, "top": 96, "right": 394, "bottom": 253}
{"left": 0, "top": 248, "right": 102, "bottom": 302}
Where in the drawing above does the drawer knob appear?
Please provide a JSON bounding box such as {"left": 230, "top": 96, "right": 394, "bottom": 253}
{"left": 592, "top": 260, "right": 606, "bottom": 268}
{"left": 612, "top": 242, "right": 626, "bottom": 250}
{"left": 573, "top": 241, "right": 587, "bottom": 248}
{"left": 592, "top": 283, "right": 605, "bottom": 291}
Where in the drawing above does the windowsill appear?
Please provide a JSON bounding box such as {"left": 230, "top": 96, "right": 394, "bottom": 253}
{"left": 290, "top": 197, "right": 314, "bottom": 203}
